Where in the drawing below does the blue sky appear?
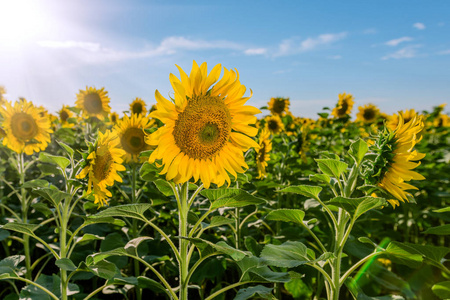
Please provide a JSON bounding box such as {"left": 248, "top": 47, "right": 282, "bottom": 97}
{"left": 0, "top": 0, "right": 449, "bottom": 118}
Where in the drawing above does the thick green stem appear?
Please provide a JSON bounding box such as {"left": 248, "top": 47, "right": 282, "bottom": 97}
{"left": 178, "top": 183, "right": 189, "bottom": 300}
{"left": 18, "top": 153, "right": 32, "bottom": 281}
{"left": 130, "top": 164, "right": 142, "bottom": 300}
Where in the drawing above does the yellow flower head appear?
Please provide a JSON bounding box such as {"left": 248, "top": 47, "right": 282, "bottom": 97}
{"left": 387, "top": 109, "right": 417, "bottom": 131}
{"left": 109, "top": 112, "right": 120, "bottom": 125}
{"left": 434, "top": 114, "right": 449, "bottom": 127}
{"left": 0, "top": 99, "right": 52, "bottom": 155}
{"left": 0, "top": 86, "right": 6, "bottom": 106}
{"left": 76, "top": 87, "right": 111, "bottom": 120}
{"left": 367, "top": 113, "right": 425, "bottom": 207}
{"left": 331, "top": 92, "right": 354, "bottom": 118}
{"left": 129, "top": 97, "right": 147, "bottom": 116}
{"left": 146, "top": 61, "right": 261, "bottom": 188}
{"left": 356, "top": 104, "right": 380, "bottom": 123}
{"left": 115, "top": 113, "right": 153, "bottom": 163}
{"left": 256, "top": 128, "right": 272, "bottom": 179}
{"left": 268, "top": 97, "right": 290, "bottom": 116}
{"left": 265, "top": 115, "right": 284, "bottom": 134}
{"left": 58, "top": 105, "right": 74, "bottom": 128}
{"left": 76, "top": 130, "right": 126, "bottom": 207}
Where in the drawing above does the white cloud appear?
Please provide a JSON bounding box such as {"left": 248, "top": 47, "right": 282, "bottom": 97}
{"left": 244, "top": 48, "right": 267, "bottom": 55}
{"left": 381, "top": 45, "right": 421, "bottom": 60}
{"left": 276, "top": 32, "right": 347, "bottom": 56}
{"left": 438, "top": 49, "right": 450, "bottom": 55}
{"left": 363, "top": 28, "right": 377, "bottom": 35}
{"left": 385, "top": 37, "right": 413, "bottom": 47}
{"left": 413, "top": 22, "right": 426, "bottom": 30}
{"left": 37, "top": 41, "right": 101, "bottom": 52}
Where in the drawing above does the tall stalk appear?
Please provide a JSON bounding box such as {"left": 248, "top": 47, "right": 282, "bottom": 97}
{"left": 18, "top": 152, "right": 32, "bottom": 280}
{"left": 178, "top": 182, "right": 190, "bottom": 300}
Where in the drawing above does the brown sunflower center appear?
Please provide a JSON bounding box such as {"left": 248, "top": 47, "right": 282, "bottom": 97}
{"left": 132, "top": 103, "right": 143, "bottom": 114}
{"left": 121, "top": 127, "right": 145, "bottom": 155}
{"left": 337, "top": 101, "right": 349, "bottom": 116}
{"left": 84, "top": 93, "right": 103, "bottom": 114}
{"left": 268, "top": 120, "right": 280, "bottom": 131}
{"left": 93, "top": 150, "right": 113, "bottom": 182}
{"left": 258, "top": 142, "right": 266, "bottom": 162}
{"left": 111, "top": 114, "right": 118, "bottom": 123}
{"left": 11, "top": 113, "right": 39, "bottom": 141}
{"left": 363, "top": 109, "right": 376, "bottom": 121}
{"left": 60, "top": 110, "right": 69, "bottom": 122}
{"left": 173, "top": 94, "right": 231, "bottom": 160}
{"left": 272, "top": 99, "right": 286, "bottom": 114}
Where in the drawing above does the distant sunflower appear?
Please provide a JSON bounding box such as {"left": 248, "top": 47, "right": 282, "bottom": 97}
{"left": 115, "top": 114, "right": 153, "bottom": 163}
{"left": 256, "top": 129, "right": 272, "bottom": 179}
{"left": 58, "top": 105, "right": 74, "bottom": 128}
{"left": 367, "top": 113, "right": 425, "bottom": 207}
{"left": 76, "top": 130, "right": 126, "bottom": 207}
{"left": 130, "top": 98, "right": 147, "bottom": 116}
{"left": 146, "top": 61, "right": 260, "bottom": 188}
{"left": 434, "top": 114, "right": 449, "bottom": 127}
{"left": 356, "top": 104, "right": 380, "bottom": 123}
{"left": 0, "top": 99, "right": 52, "bottom": 155}
{"left": 265, "top": 115, "right": 284, "bottom": 134}
{"left": 0, "top": 86, "right": 6, "bottom": 106}
{"left": 387, "top": 109, "right": 417, "bottom": 131}
{"left": 268, "top": 97, "right": 290, "bottom": 116}
{"left": 331, "top": 92, "right": 354, "bottom": 118}
{"left": 76, "top": 87, "right": 111, "bottom": 120}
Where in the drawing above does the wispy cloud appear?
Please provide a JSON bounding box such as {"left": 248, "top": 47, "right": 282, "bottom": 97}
{"left": 385, "top": 37, "right": 413, "bottom": 47}
{"left": 276, "top": 32, "right": 347, "bottom": 56}
{"left": 381, "top": 45, "right": 421, "bottom": 60}
{"left": 413, "top": 22, "right": 426, "bottom": 30}
{"left": 244, "top": 48, "right": 268, "bottom": 55}
{"left": 438, "top": 49, "right": 450, "bottom": 55}
{"left": 37, "top": 41, "right": 101, "bottom": 51}
{"left": 363, "top": 28, "right": 377, "bottom": 35}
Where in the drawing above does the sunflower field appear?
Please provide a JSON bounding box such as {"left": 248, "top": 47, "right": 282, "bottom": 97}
{"left": 0, "top": 62, "right": 449, "bottom": 300}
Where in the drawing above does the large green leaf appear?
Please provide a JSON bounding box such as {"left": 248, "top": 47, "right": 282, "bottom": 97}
{"left": 279, "top": 185, "right": 322, "bottom": 199}
{"left": 315, "top": 158, "right": 348, "bottom": 179}
{"left": 349, "top": 139, "right": 368, "bottom": 165}
{"left": 201, "top": 188, "right": 240, "bottom": 201}
{"left": 0, "top": 255, "right": 24, "bottom": 276}
{"left": 39, "top": 152, "right": 70, "bottom": 172}
{"left": 137, "top": 276, "right": 167, "bottom": 293}
{"left": 432, "top": 281, "right": 450, "bottom": 299}
{"left": 56, "top": 140, "right": 74, "bottom": 158}
{"left": 327, "top": 196, "right": 386, "bottom": 220}
{"left": 139, "top": 162, "right": 160, "bottom": 182}
{"left": 186, "top": 238, "right": 249, "bottom": 261}
{"left": 346, "top": 277, "right": 405, "bottom": 300}
{"left": 403, "top": 243, "right": 450, "bottom": 270}
{"left": 384, "top": 241, "right": 423, "bottom": 268}
{"left": 87, "top": 248, "right": 128, "bottom": 265}
{"left": 234, "top": 285, "right": 275, "bottom": 300}
{"left": 309, "top": 173, "right": 331, "bottom": 184}
{"left": 19, "top": 274, "right": 80, "bottom": 299}
{"left": 33, "top": 188, "right": 71, "bottom": 207}
{"left": 202, "top": 216, "right": 235, "bottom": 230}
{"left": 22, "top": 179, "right": 49, "bottom": 189}
{"left": 124, "top": 237, "right": 153, "bottom": 255}
{"left": 260, "top": 241, "right": 310, "bottom": 268}
{"left": 236, "top": 256, "right": 290, "bottom": 283}
{"left": 153, "top": 179, "right": 174, "bottom": 196}
{"left": 210, "top": 190, "right": 266, "bottom": 210}
{"left": 423, "top": 224, "right": 450, "bottom": 235}
{"left": 87, "top": 259, "right": 118, "bottom": 280}
{"left": 92, "top": 204, "right": 152, "bottom": 221}
{"left": 265, "top": 209, "right": 305, "bottom": 226}
{"left": 1, "top": 222, "right": 39, "bottom": 236}
{"left": 55, "top": 258, "right": 77, "bottom": 272}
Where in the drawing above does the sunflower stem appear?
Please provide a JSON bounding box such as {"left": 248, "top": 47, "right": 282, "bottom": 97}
{"left": 18, "top": 152, "right": 32, "bottom": 281}
{"left": 130, "top": 164, "right": 142, "bottom": 300}
{"left": 178, "top": 182, "right": 190, "bottom": 300}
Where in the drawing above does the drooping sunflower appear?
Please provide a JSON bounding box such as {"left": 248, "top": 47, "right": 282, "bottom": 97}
{"left": 115, "top": 114, "right": 153, "bottom": 163}
{"left": 366, "top": 113, "right": 425, "bottom": 207}
{"left": 331, "top": 92, "right": 354, "bottom": 118}
{"left": 76, "top": 130, "right": 126, "bottom": 207}
{"left": 0, "top": 99, "right": 52, "bottom": 155}
{"left": 356, "top": 104, "right": 380, "bottom": 123}
{"left": 129, "top": 98, "right": 147, "bottom": 116}
{"left": 58, "top": 105, "right": 74, "bottom": 128}
{"left": 255, "top": 129, "right": 272, "bottom": 179}
{"left": 387, "top": 109, "right": 417, "bottom": 131}
{"left": 146, "top": 61, "right": 261, "bottom": 188}
{"left": 265, "top": 115, "right": 284, "bottom": 134}
{"left": 76, "top": 86, "right": 111, "bottom": 120}
{"left": 268, "top": 97, "right": 290, "bottom": 116}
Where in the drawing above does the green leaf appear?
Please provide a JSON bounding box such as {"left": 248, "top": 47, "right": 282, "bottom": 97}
{"left": 385, "top": 241, "right": 423, "bottom": 268}
{"left": 202, "top": 216, "right": 235, "bottom": 229}
{"left": 137, "top": 276, "right": 167, "bottom": 293}
{"left": 124, "top": 237, "right": 153, "bottom": 255}
{"left": 55, "top": 258, "right": 77, "bottom": 272}
{"left": 260, "top": 241, "right": 310, "bottom": 268}
{"left": 432, "top": 281, "right": 450, "bottom": 299}
{"left": 22, "top": 179, "right": 49, "bottom": 189}
{"left": 82, "top": 216, "right": 125, "bottom": 228}
{"left": 349, "top": 139, "right": 368, "bottom": 165}
{"left": 139, "top": 162, "right": 160, "bottom": 182}
{"left": 402, "top": 243, "right": 450, "bottom": 270}
{"left": 265, "top": 209, "right": 305, "bottom": 226}
{"left": 56, "top": 140, "right": 74, "bottom": 158}
{"left": 234, "top": 285, "right": 275, "bottom": 300}
{"left": 434, "top": 207, "right": 450, "bottom": 213}
{"left": 92, "top": 204, "right": 152, "bottom": 221}
{"left": 309, "top": 174, "right": 331, "bottom": 184}
{"left": 423, "top": 224, "right": 450, "bottom": 235}
{"left": 20, "top": 274, "right": 80, "bottom": 299}
{"left": 346, "top": 277, "right": 405, "bottom": 300}
{"left": 0, "top": 255, "right": 25, "bottom": 276}
{"left": 39, "top": 152, "right": 70, "bottom": 171}
{"left": 315, "top": 158, "right": 348, "bottom": 179}
{"left": 279, "top": 185, "right": 322, "bottom": 199}
{"left": 33, "top": 188, "right": 71, "bottom": 207}
{"left": 88, "top": 259, "right": 117, "bottom": 280}
{"left": 0, "top": 222, "right": 39, "bottom": 236}
{"left": 75, "top": 233, "right": 104, "bottom": 245}
{"left": 244, "top": 236, "right": 263, "bottom": 257}
{"left": 0, "top": 229, "right": 10, "bottom": 242}
{"left": 201, "top": 188, "right": 240, "bottom": 201}
{"left": 186, "top": 238, "right": 248, "bottom": 261}
{"left": 327, "top": 196, "right": 386, "bottom": 220}
{"left": 87, "top": 248, "right": 129, "bottom": 265}
{"left": 210, "top": 190, "right": 266, "bottom": 210}
{"left": 153, "top": 179, "right": 174, "bottom": 196}
{"left": 236, "top": 256, "right": 290, "bottom": 283}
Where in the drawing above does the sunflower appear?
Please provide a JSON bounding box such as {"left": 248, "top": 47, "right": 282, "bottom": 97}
{"left": 255, "top": 129, "right": 272, "bottom": 179}
{"left": 0, "top": 99, "right": 52, "bottom": 155}
{"left": 387, "top": 109, "right": 417, "bottom": 131}
{"left": 434, "top": 114, "right": 449, "bottom": 127}
{"left": 0, "top": 86, "right": 6, "bottom": 106}
{"left": 268, "top": 97, "right": 290, "bottom": 116}
{"left": 146, "top": 61, "right": 261, "bottom": 188}
{"left": 366, "top": 113, "right": 425, "bottom": 207}
{"left": 109, "top": 112, "right": 120, "bottom": 124}
{"left": 129, "top": 98, "right": 147, "bottom": 116}
{"left": 58, "top": 105, "right": 74, "bottom": 128}
{"left": 356, "top": 104, "right": 380, "bottom": 123}
{"left": 76, "top": 130, "right": 126, "bottom": 207}
{"left": 265, "top": 115, "right": 284, "bottom": 134}
{"left": 76, "top": 86, "right": 111, "bottom": 120}
{"left": 331, "top": 92, "right": 354, "bottom": 118}
{"left": 115, "top": 114, "right": 153, "bottom": 163}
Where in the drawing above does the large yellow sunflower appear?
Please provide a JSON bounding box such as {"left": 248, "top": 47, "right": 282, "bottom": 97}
{"left": 76, "top": 130, "right": 126, "bottom": 207}
{"left": 255, "top": 129, "right": 272, "bottom": 179}
{"left": 387, "top": 109, "right": 417, "bottom": 131}
{"left": 115, "top": 114, "right": 153, "bottom": 163}
{"left": 368, "top": 113, "right": 425, "bottom": 207}
{"left": 331, "top": 92, "right": 354, "bottom": 118}
{"left": 268, "top": 97, "right": 290, "bottom": 116}
{"left": 265, "top": 115, "right": 284, "bottom": 134}
{"left": 0, "top": 99, "right": 52, "bottom": 155}
{"left": 58, "top": 105, "right": 75, "bottom": 128}
{"left": 76, "top": 87, "right": 111, "bottom": 120}
{"left": 129, "top": 98, "right": 147, "bottom": 116}
{"left": 146, "top": 61, "right": 260, "bottom": 188}
{"left": 356, "top": 104, "right": 380, "bottom": 123}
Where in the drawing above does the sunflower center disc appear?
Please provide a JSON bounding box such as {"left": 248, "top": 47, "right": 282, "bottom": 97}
{"left": 337, "top": 101, "right": 349, "bottom": 116}
{"left": 60, "top": 110, "right": 69, "bottom": 122}
{"left": 84, "top": 93, "right": 103, "bottom": 114}
{"left": 132, "top": 104, "right": 143, "bottom": 114}
{"left": 273, "top": 99, "right": 285, "bottom": 114}
{"left": 363, "top": 109, "right": 375, "bottom": 121}
{"left": 11, "top": 113, "right": 38, "bottom": 141}
{"left": 122, "top": 128, "right": 145, "bottom": 155}
{"left": 268, "top": 120, "right": 279, "bottom": 131}
{"left": 258, "top": 143, "right": 266, "bottom": 162}
{"left": 173, "top": 95, "right": 231, "bottom": 160}
{"left": 93, "top": 150, "right": 113, "bottom": 182}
